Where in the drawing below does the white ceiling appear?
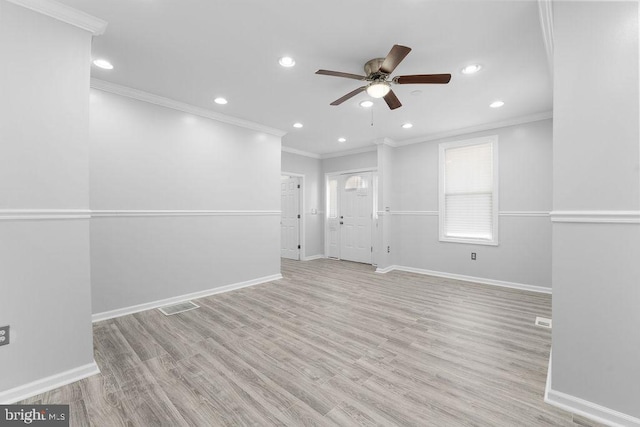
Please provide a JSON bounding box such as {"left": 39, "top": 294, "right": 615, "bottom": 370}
{"left": 58, "top": 0, "right": 552, "bottom": 155}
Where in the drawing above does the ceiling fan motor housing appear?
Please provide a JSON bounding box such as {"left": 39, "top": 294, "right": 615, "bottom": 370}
{"left": 364, "top": 58, "right": 388, "bottom": 80}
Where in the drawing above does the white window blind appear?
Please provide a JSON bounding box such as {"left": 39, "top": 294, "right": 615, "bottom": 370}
{"left": 439, "top": 137, "right": 498, "bottom": 245}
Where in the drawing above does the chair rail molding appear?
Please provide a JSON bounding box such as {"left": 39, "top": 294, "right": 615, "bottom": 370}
{"left": 550, "top": 211, "right": 640, "bottom": 224}
{"left": 90, "top": 209, "right": 281, "bottom": 218}
{"left": 0, "top": 209, "right": 91, "bottom": 221}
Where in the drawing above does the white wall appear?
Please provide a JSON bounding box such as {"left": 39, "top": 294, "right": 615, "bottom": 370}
{"left": 390, "top": 119, "right": 553, "bottom": 288}
{"left": 551, "top": 1, "right": 640, "bottom": 421}
{"left": 0, "top": 1, "right": 95, "bottom": 397}
{"left": 281, "top": 151, "right": 324, "bottom": 258}
{"left": 322, "top": 150, "right": 378, "bottom": 174}
{"left": 377, "top": 144, "right": 396, "bottom": 269}
{"left": 90, "top": 89, "right": 282, "bottom": 316}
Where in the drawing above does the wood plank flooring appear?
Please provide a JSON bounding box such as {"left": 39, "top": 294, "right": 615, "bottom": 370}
{"left": 21, "top": 259, "right": 602, "bottom": 426}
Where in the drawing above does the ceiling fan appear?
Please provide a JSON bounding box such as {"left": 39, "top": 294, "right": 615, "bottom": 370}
{"left": 316, "top": 44, "right": 451, "bottom": 110}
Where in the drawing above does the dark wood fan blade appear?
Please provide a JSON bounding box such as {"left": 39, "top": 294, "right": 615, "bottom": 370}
{"left": 330, "top": 86, "right": 367, "bottom": 106}
{"left": 379, "top": 45, "right": 412, "bottom": 74}
{"left": 316, "top": 69, "right": 366, "bottom": 80}
{"left": 383, "top": 90, "right": 402, "bottom": 110}
{"left": 394, "top": 74, "right": 452, "bottom": 84}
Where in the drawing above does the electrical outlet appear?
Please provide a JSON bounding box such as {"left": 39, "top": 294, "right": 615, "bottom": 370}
{"left": 0, "top": 325, "right": 9, "bottom": 347}
{"left": 387, "top": 246, "right": 390, "bottom": 253}
{"left": 471, "top": 252, "right": 476, "bottom": 260}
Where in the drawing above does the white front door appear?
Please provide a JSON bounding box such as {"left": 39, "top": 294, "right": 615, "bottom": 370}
{"left": 339, "top": 172, "right": 373, "bottom": 264}
{"left": 281, "top": 176, "right": 300, "bottom": 260}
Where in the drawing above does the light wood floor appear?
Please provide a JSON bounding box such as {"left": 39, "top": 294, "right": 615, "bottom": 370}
{"left": 23, "top": 259, "right": 601, "bottom": 426}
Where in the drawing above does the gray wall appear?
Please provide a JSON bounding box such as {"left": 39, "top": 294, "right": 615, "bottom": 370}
{"left": 391, "top": 119, "right": 553, "bottom": 288}
{"left": 551, "top": 1, "right": 640, "bottom": 419}
{"left": 90, "top": 90, "right": 282, "bottom": 316}
{"left": 0, "top": 2, "right": 94, "bottom": 394}
{"left": 281, "top": 151, "right": 324, "bottom": 258}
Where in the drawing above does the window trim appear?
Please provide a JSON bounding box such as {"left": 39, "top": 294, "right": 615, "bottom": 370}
{"left": 438, "top": 135, "right": 499, "bottom": 246}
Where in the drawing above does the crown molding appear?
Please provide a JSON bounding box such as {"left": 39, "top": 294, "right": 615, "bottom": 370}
{"left": 319, "top": 145, "right": 377, "bottom": 159}
{"left": 90, "top": 79, "right": 286, "bottom": 138}
{"left": 7, "top": 0, "right": 107, "bottom": 35}
{"left": 281, "top": 146, "right": 321, "bottom": 159}
{"left": 395, "top": 111, "right": 553, "bottom": 147}
{"left": 282, "top": 144, "right": 378, "bottom": 160}
{"left": 281, "top": 111, "right": 553, "bottom": 160}
{"left": 374, "top": 137, "right": 398, "bottom": 147}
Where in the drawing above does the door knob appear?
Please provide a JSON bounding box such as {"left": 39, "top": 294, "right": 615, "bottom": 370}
{"left": 340, "top": 216, "right": 343, "bottom": 219}
{"left": 340, "top": 221, "right": 344, "bottom": 225}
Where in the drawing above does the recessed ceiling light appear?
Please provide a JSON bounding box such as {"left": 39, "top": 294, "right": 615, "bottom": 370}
{"left": 214, "top": 97, "right": 228, "bottom": 105}
{"left": 359, "top": 100, "right": 374, "bottom": 108}
{"left": 92, "top": 59, "right": 113, "bottom": 70}
{"left": 402, "top": 123, "right": 413, "bottom": 129}
{"left": 490, "top": 100, "right": 505, "bottom": 108}
{"left": 293, "top": 122, "right": 303, "bottom": 128}
{"left": 338, "top": 137, "right": 346, "bottom": 143}
{"left": 461, "top": 64, "right": 482, "bottom": 74}
{"left": 279, "top": 56, "right": 295, "bottom": 67}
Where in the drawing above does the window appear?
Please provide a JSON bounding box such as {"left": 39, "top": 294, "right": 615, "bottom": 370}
{"left": 439, "top": 136, "right": 498, "bottom": 245}
{"left": 344, "top": 175, "right": 368, "bottom": 191}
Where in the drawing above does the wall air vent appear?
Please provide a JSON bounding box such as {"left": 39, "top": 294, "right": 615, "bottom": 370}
{"left": 535, "top": 316, "right": 552, "bottom": 329}
{"left": 158, "top": 301, "right": 199, "bottom": 316}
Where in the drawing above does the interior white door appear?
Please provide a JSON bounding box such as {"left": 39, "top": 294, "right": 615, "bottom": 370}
{"left": 339, "top": 172, "right": 372, "bottom": 264}
{"left": 281, "top": 176, "right": 300, "bottom": 260}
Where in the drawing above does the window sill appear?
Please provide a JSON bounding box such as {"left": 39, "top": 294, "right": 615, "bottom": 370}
{"left": 439, "top": 237, "right": 499, "bottom": 246}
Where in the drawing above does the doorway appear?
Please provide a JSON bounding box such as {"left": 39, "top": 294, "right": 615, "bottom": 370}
{"left": 281, "top": 175, "right": 301, "bottom": 260}
{"left": 326, "top": 171, "right": 375, "bottom": 264}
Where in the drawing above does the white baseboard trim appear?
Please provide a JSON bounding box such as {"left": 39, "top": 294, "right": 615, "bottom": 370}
{"left": 0, "top": 361, "right": 100, "bottom": 404}
{"left": 302, "top": 255, "right": 325, "bottom": 261}
{"left": 92, "top": 274, "right": 283, "bottom": 322}
{"left": 546, "top": 390, "right": 640, "bottom": 426}
{"left": 545, "top": 350, "right": 640, "bottom": 427}
{"left": 376, "top": 265, "right": 551, "bottom": 294}
{"left": 375, "top": 265, "right": 397, "bottom": 274}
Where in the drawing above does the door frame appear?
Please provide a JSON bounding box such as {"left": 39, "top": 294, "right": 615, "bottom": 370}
{"left": 281, "top": 171, "right": 305, "bottom": 261}
{"left": 324, "top": 168, "right": 378, "bottom": 264}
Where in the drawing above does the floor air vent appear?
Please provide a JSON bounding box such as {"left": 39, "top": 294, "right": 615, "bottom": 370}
{"left": 535, "top": 316, "right": 552, "bottom": 329}
{"left": 158, "top": 301, "right": 199, "bottom": 316}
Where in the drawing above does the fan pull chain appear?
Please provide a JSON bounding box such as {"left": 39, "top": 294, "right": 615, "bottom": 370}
{"left": 371, "top": 106, "right": 374, "bottom": 127}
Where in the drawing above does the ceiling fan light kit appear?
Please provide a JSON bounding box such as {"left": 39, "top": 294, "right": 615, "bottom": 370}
{"left": 366, "top": 82, "right": 391, "bottom": 98}
{"left": 316, "top": 44, "right": 451, "bottom": 110}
